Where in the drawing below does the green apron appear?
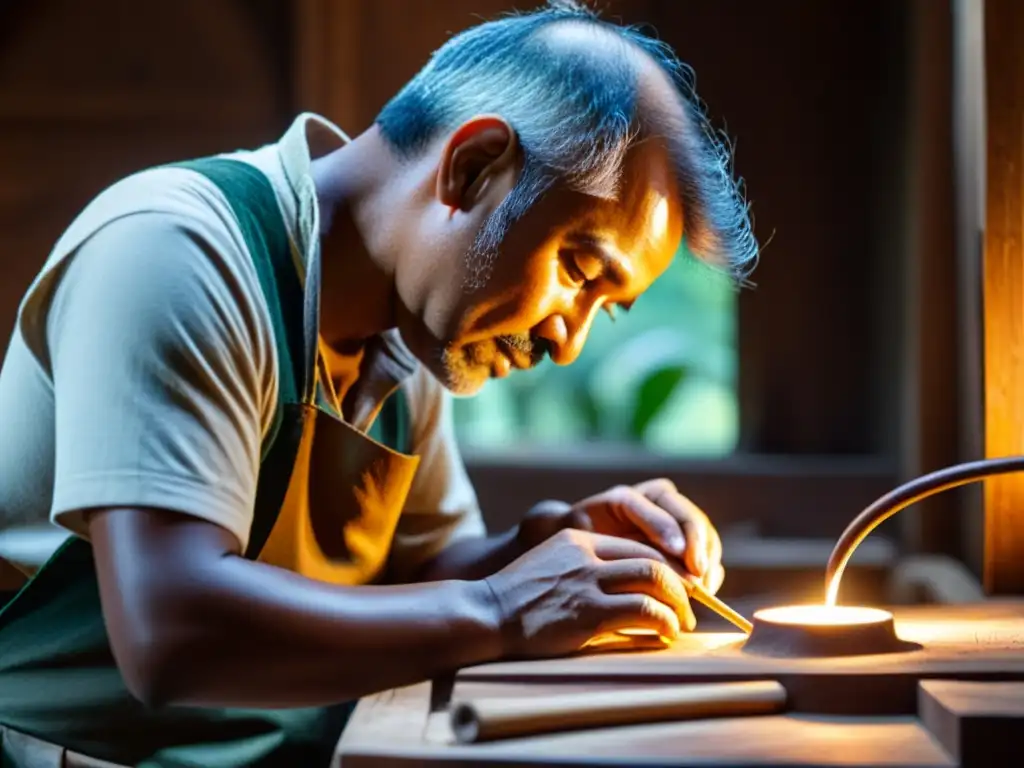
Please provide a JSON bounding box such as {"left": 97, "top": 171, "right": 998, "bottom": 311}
{"left": 0, "top": 158, "right": 418, "bottom": 767}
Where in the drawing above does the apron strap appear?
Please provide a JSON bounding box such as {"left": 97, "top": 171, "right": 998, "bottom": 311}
{"left": 172, "top": 158, "right": 311, "bottom": 560}
{"left": 296, "top": 175, "right": 323, "bottom": 408}
{"left": 173, "top": 158, "right": 309, "bottom": 418}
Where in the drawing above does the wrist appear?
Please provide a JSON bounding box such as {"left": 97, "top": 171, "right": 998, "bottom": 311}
{"left": 457, "top": 578, "right": 507, "bottom": 663}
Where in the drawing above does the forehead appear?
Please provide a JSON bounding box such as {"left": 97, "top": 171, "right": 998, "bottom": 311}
{"left": 566, "top": 138, "right": 683, "bottom": 286}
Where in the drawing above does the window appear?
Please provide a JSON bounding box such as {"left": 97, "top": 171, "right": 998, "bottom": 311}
{"left": 453, "top": 246, "right": 738, "bottom": 458}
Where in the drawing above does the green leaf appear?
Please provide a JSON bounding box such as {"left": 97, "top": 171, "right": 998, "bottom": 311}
{"left": 630, "top": 366, "right": 687, "bottom": 439}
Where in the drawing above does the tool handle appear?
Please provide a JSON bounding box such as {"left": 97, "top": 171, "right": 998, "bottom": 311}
{"left": 450, "top": 680, "right": 786, "bottom": 743}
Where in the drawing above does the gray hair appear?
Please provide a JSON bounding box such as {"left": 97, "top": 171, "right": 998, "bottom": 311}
{"left": 375, "top": 1, "right": 758, "bottom": 287}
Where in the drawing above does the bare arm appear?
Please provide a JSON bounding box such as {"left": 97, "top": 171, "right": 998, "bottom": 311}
{"left": 409, "top": 501, "right": 578, "bottom": 583}
{"left": 89, "top": 507, "right": 501, "bottom": 709}
{"left": 409, "top": 527, "right": 524, "bottom": 582}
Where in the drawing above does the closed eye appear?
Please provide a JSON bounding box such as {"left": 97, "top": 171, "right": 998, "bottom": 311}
{"left": 561, "top": 254, "right": 589, "bottom": 286}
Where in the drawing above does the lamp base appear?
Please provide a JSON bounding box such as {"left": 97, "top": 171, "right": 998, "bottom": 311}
{"left": 742, "top": 605, "right": 921, "bottom": 658}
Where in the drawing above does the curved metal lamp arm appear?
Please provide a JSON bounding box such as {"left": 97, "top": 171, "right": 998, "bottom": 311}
{"left": 824, "top": 456, "right": 1024, "bottom": 605}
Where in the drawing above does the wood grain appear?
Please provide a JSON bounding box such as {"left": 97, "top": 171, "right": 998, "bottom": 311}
{"left": 918, "top": 680, "right": 1024, "bottom": 767}
{"left": 983, "top": 0, "right": 1024, "bottom": 595}
{"left": 456, "top": 604, "right": 1024, "bottom": 716}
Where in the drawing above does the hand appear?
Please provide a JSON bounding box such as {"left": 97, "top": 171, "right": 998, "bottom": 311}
{"left": 484, "top": 528, "right": 696, "bottom": 658}
{"left": 518, "top": 478, "right": 724, "bottom": 595}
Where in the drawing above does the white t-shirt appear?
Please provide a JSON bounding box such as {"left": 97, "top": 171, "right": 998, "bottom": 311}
{"left": 0, "top": 113, "right": 485, "bottom": 576}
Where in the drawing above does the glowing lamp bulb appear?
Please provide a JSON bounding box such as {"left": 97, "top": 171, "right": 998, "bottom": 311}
{"left": 753, "top": 605, "right": 893, "bottom": 627}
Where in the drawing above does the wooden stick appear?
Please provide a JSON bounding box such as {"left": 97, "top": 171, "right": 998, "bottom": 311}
{"left": 449, "top": 680, "right": 787, "bottom": 743}
{"left": 686, "top": 579, "right": 754, "bottom": 634}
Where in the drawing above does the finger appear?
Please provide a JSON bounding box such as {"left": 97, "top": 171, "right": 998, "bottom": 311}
{"left": 600, "top": 485, "right": 688, "bottom": 560}
{"left": 581, "top": 632, "right": 670, "bottom": 653}
{"left": 596, "top": 594, "right": 683, "bottom": 640}
{"left": 638, "top": 481, "right": 711, "bottom": 579}
{"left": 698, "top": 507, "right": 722, "bottom": 589}
{"left": 706, "top": 563, "right": 726, "bottom": 596}
{"left": 586, "top": 531, "right": 670, "bottom": 564}
{"left": 706, "top": 523, "right": 723, "bottom": 587}
{"left": 599, "top": 558, "right": 697, "bottom": 631}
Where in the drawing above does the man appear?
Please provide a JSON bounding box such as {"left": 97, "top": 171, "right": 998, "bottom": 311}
{"left": 0, "top": 2, "right": 757, "bottom": 766}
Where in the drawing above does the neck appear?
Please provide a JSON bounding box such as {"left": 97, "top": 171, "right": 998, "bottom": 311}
{"left": 309, "top": 126, "right": 405, "bottom": 349}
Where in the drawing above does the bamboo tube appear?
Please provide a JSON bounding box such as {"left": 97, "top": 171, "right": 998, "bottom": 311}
{"left": 450, "top": 680, "right": 787, "bottom": 743}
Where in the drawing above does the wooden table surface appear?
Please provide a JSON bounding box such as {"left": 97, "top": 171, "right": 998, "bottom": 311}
{"left": 334, "top": 602, "right": 1024, "bottom": 768}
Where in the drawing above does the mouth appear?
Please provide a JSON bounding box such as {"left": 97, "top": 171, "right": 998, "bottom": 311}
{"left": 495, "top": 338, "right": 534, "bottom": 371}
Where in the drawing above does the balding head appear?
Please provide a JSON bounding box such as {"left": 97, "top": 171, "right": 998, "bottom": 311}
{"left": 376, "top": 1, "right": 757, "bottom": 283}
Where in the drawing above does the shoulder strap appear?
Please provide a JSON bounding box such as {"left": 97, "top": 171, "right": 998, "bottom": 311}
{"left": 174, "top": 158, "right": 413, "bottom": 454}
{"left": 173, "top": 158, "right": 306, "bottom": 456}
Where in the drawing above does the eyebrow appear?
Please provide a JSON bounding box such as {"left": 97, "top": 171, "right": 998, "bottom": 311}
{"left": 566, "top": 233, "right": 631, "bottom": 288}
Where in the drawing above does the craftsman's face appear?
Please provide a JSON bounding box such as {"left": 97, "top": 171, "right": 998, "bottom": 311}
{"left": 395, "top": 118, "right": 682, "bottom": 395}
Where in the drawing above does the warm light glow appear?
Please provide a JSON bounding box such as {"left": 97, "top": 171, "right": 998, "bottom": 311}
{"left": 651, "top": 197, "right": 670, "bottom": 241}
{"left": 825, "top": 577, "right": 842, "bottom": 607}
{"left": 583, "top": 628, "right": 672, "bottom": 649}
{"left": 617, "top": 628, "right": 660, "bottom": 636}
{"left": 754, "top": 605, "right": 893, "bottom": 627}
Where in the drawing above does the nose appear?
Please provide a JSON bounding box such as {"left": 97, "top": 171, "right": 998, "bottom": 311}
{"left": 534, "top": 300, "right": 603, "bottom": 366}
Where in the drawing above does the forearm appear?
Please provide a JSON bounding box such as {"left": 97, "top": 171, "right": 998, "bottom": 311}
{"left": 91, "top": 509, "right": 503, "bottom": 710}
{"left": 154, "top": 557, "right": 499, "bottom": 707}
{"left": 411, "top": 526, "right": 525, "bottom": 582}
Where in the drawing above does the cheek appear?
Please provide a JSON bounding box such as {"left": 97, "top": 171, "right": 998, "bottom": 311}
{"left": 395, "top": 231, "right": 475, "bottom": 338}
{"left": 455, "top": 249, "right": 564, "bottom": 340}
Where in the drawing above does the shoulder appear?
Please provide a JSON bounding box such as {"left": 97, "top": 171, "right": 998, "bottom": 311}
{"left": 49, "top": 211, "right": 274, "bottom": 389}
{"left": 21, "top": 165, "right": 279, "bottom": 398}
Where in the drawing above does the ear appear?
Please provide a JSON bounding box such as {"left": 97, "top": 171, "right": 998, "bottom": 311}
{"left": 436, "top": 115, "right": 519, "bottom": 213}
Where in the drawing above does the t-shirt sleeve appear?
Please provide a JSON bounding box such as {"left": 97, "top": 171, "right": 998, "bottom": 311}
{"left": 45, "top": 211, "right": 274, "bottom": 551}
{"left": 387, "top": 367, "right": 487, "bottom": 580}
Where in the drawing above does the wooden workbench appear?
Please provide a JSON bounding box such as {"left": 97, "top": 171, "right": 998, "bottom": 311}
{"left": 334, "top": 602, "right": 1024, "bottom": 767}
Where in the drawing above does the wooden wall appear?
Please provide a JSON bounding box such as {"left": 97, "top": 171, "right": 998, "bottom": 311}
{"left": 0, "top": 0, "right": 293, "bottom": 336}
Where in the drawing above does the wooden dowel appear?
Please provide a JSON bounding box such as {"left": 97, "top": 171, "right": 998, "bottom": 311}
{"left": 687, "top": 579, "right": 754, "bottom": 634}
{"left": 450, "top": 680, "right": 787, "bottom": 743}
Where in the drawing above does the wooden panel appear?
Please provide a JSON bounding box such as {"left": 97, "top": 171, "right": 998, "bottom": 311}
{"left": 898, "top": 0, "right": 963, "bottom": 560}
{"left": 292, "top": 0, "right": 655, "bottom": 134}
{"left": 918, "top": 680, "right": 1024, "bottom": 767}
{"left": 983, "top": 0, "right": 1024, "bottom": 595}
{"left": 0, "top": 0, "right": 291, "bottom": 338}
{"left": 292, "top": 0, "right": 362, "bottom": 128}
{"left": 0, "top": 0, "right": 287, "bottom": 126}
{"left": 952, "top": 0, "right": 987, "bottom": 577}
{"left": 467, "top": 454, "right": 896, "bottom": 540}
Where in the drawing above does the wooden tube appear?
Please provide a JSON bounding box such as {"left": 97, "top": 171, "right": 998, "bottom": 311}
{"left": 450, "top": 680, "right": 787, "bottom": 743}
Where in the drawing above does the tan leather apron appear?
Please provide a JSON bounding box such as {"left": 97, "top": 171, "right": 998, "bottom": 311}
{"left": 0, "top": 157, "right": 420, "bottom": 767}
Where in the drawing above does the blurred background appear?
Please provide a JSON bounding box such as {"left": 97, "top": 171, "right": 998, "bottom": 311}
{"left": 0, "top": 0, "right": 989, "bottom": 613}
